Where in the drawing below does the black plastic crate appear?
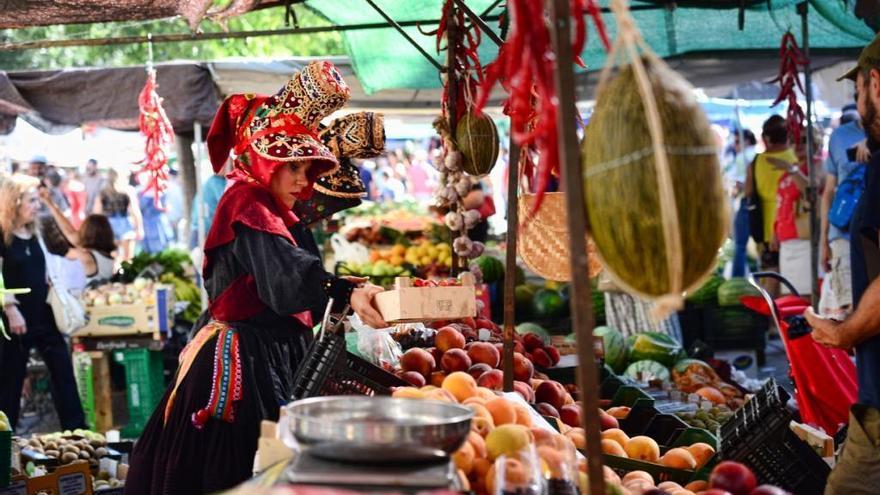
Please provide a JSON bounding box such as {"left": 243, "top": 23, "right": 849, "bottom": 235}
{"left": 291, "top": 329, "right": 408, "bottom": 400}
{"left": 719, "top": 379, "right": 830, "bottom": 495}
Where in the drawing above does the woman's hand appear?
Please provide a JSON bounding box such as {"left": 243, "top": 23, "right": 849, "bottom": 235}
{"left": 4, "top": 305, "right": 26, "bottom": 335}
{"left": 350, "top": 283, "right": 388, "bottom": 329}
{"left": 37, "top": 186, "right": 53, "bottom": 205}
{"left": 856, "top": 139, "right": 871, "bottom": 163}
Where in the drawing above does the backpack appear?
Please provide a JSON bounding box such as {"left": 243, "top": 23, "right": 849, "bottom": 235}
{"left": 829, "top": 164, "right": 866, "bottom": 230}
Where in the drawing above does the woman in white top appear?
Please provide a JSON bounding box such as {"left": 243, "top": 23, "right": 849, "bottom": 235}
{"left": 39, "top": 188, "right": 116, "bottom": 283}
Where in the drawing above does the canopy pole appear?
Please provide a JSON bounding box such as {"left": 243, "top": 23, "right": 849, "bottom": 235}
{"left": 362, "top": 0, "right": 445, "bottom": 71}
{"left": 798, "top": 1, "right": 819, "bottom": 305}
{"left": 547, "top": 1, "right": 605, "bottom": 494}
{"left": 502, "top": 135, "right": 519, "bottom": 393}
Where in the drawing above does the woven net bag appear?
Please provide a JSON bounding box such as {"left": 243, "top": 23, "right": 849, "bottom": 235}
{"left": 517, "top": 192, "right": 602, "bottom": 282}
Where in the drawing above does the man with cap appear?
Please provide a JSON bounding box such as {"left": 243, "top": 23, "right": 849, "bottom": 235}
{"left": 806, "top": 34, "right": 880, "bottom": 494}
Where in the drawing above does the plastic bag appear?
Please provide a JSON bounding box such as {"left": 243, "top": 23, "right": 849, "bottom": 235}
{"left": 349, "top": 313, "right": 402, "bottom": 369}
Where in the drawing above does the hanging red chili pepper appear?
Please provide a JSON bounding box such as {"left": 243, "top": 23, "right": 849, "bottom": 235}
{"left": 475, "top": 0, "right": 609, "bottom": 215}
{"left": 770, "top": 31, "right": 808, "bottom": 149}
{"left": 134, "top": 69, "right": 174, "bottom": 208}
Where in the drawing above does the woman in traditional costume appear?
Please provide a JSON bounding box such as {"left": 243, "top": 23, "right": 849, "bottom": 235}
{"left": 125, "top": 61, "right": 387, "bottom": 495}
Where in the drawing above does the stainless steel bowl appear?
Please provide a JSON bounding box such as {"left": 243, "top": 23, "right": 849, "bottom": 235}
{"left": 285, "top": 396, "right": 473, "bottom": 463}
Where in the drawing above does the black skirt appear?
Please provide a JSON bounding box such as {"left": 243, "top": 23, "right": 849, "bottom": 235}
{"left": 125, "top": 321, "right": 312, "bottom": 495}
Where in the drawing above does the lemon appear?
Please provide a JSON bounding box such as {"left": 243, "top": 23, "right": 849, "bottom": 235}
{"left": 485, "top": 424, "right": 532, "bottom": 460}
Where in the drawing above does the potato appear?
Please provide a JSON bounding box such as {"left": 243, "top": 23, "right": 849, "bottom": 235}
{"left": 44, "top": 450, "right": 60, "bottom": 458}
{"left": 95, "top": 447, "right": 109, "bottom": 458}
{"left": 62, "top": 445, "right": 81, "bottom": 455}
{"left": 61, "top": 452, "right": 79, "bottom": 464}
{"left": 79, "top": 450, "right": 91, "bottom": 459}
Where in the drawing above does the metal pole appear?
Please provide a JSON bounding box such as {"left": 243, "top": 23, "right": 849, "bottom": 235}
{"left": 194, "top": 122, "right": 208, "bottom": 310}
{"left": 547, "top": 1, "right": 605, "bottom": 494}
{"left": 452, "top": 0, "right": 503, "bottom": 47}
{"left": 502, "top": 135, "right": 519, "bottom": 393}
{"left": 363, "top": 0, "right": 445, "bottom": 71}
{"left": 798, "top": 1, "right": 819, "bottom": 305}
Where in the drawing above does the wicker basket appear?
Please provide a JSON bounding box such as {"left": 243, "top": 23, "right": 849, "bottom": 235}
{"left": 517, "top": 192, "right": 602, "bottom": 282}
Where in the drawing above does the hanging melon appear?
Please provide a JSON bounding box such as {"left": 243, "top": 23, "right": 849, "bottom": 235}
{"left": 456, "top": 112, "right": 500, "bottom": 176}
{"left": 581, "top": 56, "right": 727, "bottom": 307}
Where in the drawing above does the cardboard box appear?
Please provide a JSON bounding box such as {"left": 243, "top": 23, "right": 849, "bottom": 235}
{"left": 75, "top": 287, "right": 173, "bottom": 338}
{"left": 374, "top": 274, "right": 476, "bottom": 323}
{"left": 2, "top": 461, "right": 93, "bottom": 495}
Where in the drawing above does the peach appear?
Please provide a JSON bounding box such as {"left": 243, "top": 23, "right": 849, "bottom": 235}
{"left": 686, "top": 442, "right": 716, "bottom": 468}
{"left": 477, "top": 369, "right": 504, "bottom": 390}
{"left": 472, "top": 457, "right": 493, "bottom": 483}
{"left": 622, "top": 470, "right": 654, "bottom": 485}
{"left": 513, "top": 341, "right": 526, "bottom": 355}
{"left": 485, "top": 458, "right": 529, "bottom": 495}
{"left": 522, "top": 333, "right": 545, "bottom": 352}
{"left": 426, "top": 346, "right": 444, "bottom": 365}
{"left": 529, "top": 427, "right": 556, "bottom": 447}
{"left": 658, "top": 481, "right": 684, "bottom": 492}
{"left": 598, "top": 409, "right": 619, "bottom": 430}
{"left": 535, "top": 402, "right": 560, "bottom": 418}
{"left": 684, "top": 480, "right": 709, "bottom": 492}
{"left": 467, "top": 403, "right": 495, "bottom": 428}
{"left": 605, "top": 406, "right": 631, "bottom": 419}
{"left": 601, "top": 428, "right": 630, "bottom": 449}
{"left": 391, "top": 387, "right": 426, "bottom": 400}
{"left": 467, "top": 342, "right": 501, "bottom": 368}
{"left": 442, "top": 371, "right": 478, "bottom": 402}
{"left": 467, "top": 363, "right": 493, "bottom": 380}
{"left": 462, "top": 396, "right": 487, "bottom": 407}
{"left": 471, "top": 415, "right": 494, "bottom": 437}
{"left": 453, "top": 440, "right": 475, "bottom": 474}
{"left": 430, "top": 371, "right": 447, "bottom": 387}
{"left": 624, "top": 436, "right": 661, "bottom": 462}
{"left": 477, "top": 387, "right": 499, "bottom": 401}
{"left": 534, "top": 380, "right": 567, "bottom": 410}
{"left": 512, "top": 352, "right": 534, "bottom": 381}
{"left": 468, "top": 431, "right": 487, "bottom": 459}
{"left": 530, "top": 347, "right": 553, "bottom": 368}
{"left": 601, "top": 438, "right": 627, "bottom": 457}
{"left": 545, "top": 346, "right": 561, "bottom": 366}
{"left": 661, "top": 448, "right": 697, "bottom": 470}
{"left": 441, "top": 348, "right": 472, "bottom": 373}
{"left": 512, "top": 380, "right": 535, "bottom": 403}
{"left": 400, "top": 348, "right": 436, "bottom": 378}
{"left": 564, "top": 428, "right": 586, "bottom": 450}
{"left": 400, "top": 371, "right": 426, "bottom": 387}
{"left": 536, "top": 445, "right": 568, "bottom": 479}
{"left": 485, "top": 397, "right": 518, "bottom": 426}
{"left": 512, "top": 403, "right": 533, "bottom": 427}
{"left": 559, "top": 404, "right": 582, "bottom": 428}
{"left": 435, "top": 326, "right": 466, "bottom": 352}
{"left": 603, "top": 465, "right": 621, "bottom": 484}
{"left": 425, "top": 388, "right": 457, "bottom": 403}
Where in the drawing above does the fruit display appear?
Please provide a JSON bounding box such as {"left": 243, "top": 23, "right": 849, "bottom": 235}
{"left": 593, "top": 326, "right": 628, "bottom": 373}
{"left": 628, "top": 332, "right": 684, "bottom": 368}
{"left": 674, "top": 406, "right": 734, "bottom": 432}
{"left": 687, "top": 274, "right": 725, "bottom": 306}
{"left": 337, "top": 260, "right": 412, "bottom": 287}
{"left": 392, "top": 319, "right": 565, "bottom": 396}
{"left": 600, "top": 425, "right": 716, "bottom": 469}
{"left": 716, "top": 278, "right": 762, "bottom": 307}
{"left": 81, "top": 278, "right": 158, "bottom": 307}
{"left": 15, "top": 429, "right": 114, "bottom": 470}
{"left": 473, "top": 255, "right": 505, "bottom": 284}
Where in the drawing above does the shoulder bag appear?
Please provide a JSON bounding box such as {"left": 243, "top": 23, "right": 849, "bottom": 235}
{"left": 37, "top": 236, "right": 87, "bottom": 335}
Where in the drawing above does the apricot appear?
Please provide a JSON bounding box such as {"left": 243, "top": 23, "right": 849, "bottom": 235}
{"left": 435, "top": 326, "right": 466, "bottom": 352}
{"left": 660, "top": 448, "right": 697, "bottom": 470}
{"left": 686, "top": 442, "right": 716, "bottom": 468}
{"left": 624, "top": 436, "right": 660, "bottom": 463}
{"left": 601, "top": 428, "right": 630, "bottom": 449}
{"left": 467, "top": 431, "right": 487, "bottom": 459}
{"left": 477, "top": 386, "right": 499, "bottom": 401}
{"left": 512, "top": 403, "right": 533, "bottom": 427}
{"left": 452, "top": 440, "right": 475, "bottom": 475}
{"left": 391, "top": 387, "right": 425, "bottom": 400}
{"left": 684, "top": 480, "right": 709, "bottom": 492}
{"left": 601, "top": 438, "right": 627, "bottom": 457}
{"left": 485, "top": 458, "right": 529, "bottom": 494}
{"left": 485, "top": 397, "right": 517, "bottom": 426}
{"left": 564, "top": 427, "right": 586, "bottom": 450}
{"left": 442, "top": 371, "right": 478, "bottom": 402}
{"left": 622, "top": 470, "right": 654, "bottom": 485}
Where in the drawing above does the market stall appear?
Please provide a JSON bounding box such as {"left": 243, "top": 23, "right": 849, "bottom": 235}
{"left": 1, "top": 0, "right": 871, "bottom": 494}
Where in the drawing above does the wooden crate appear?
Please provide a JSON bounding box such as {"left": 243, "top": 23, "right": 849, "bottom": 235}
{"left": 75, "top": 287, "right": 173, "bottom": 338}
{"left": 374, "top": 273, "right": 476, "bottom": 323}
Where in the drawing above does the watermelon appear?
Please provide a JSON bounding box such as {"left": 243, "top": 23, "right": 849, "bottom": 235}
{"left": 624, "top": 360, "right": 671, "bottom": 383}
{"left": 516, "top": 322, "right": 550, "bottom": 342}
{"left": 686, "top": 274, "right": 724, "bottom": 306}
{"left": 592, "top": 290, "right": 605, "bottom": 324}
{"left": 593, "top": 326, "right": 627, "bottom": 373}
{"left": 514, "top": 284, "right": 538, "bottom": 307}
{"left": 628, "top": 332, "right": 683, "bottom": 367}
{"left": 717, "top": 277, "right": 761, "bottom": 307}
{"left": 474, "top": 255, "right": 505, "bottom": 284}
{"left": 531, "top": 289, "right": 568, "bottom": 318}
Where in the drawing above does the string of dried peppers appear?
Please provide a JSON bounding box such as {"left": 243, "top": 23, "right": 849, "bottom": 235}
{"left": 770, "top": 31, "right": 808, "bottom": 149}
{"left": 134, "top": 69, "right": 174, "bottom": 208}
{"left": 475, "top": 0, "right": 609, "bottom": 215}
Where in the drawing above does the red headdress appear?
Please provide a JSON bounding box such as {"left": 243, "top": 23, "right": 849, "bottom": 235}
{"left": 202, "top": 61, "right": 351, "bottom": 324}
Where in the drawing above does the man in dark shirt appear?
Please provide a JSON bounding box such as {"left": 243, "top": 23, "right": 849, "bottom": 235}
{"left": 806, "top": 33, "right": 880, "bottom": 494}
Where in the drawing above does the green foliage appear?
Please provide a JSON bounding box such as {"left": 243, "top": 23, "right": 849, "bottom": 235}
{"left": 0, "top": 7, "right": 345, "bottom": 70}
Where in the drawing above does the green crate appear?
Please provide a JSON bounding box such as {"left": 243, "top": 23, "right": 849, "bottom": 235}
{"left": 1, "top": 430, "right": 11, "bottom": 487}
{"left": 113, "top": 348, "right": 165, "bottom": 438}
{"left": 72, "top": 352, "right": 96, "bottom": 431}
